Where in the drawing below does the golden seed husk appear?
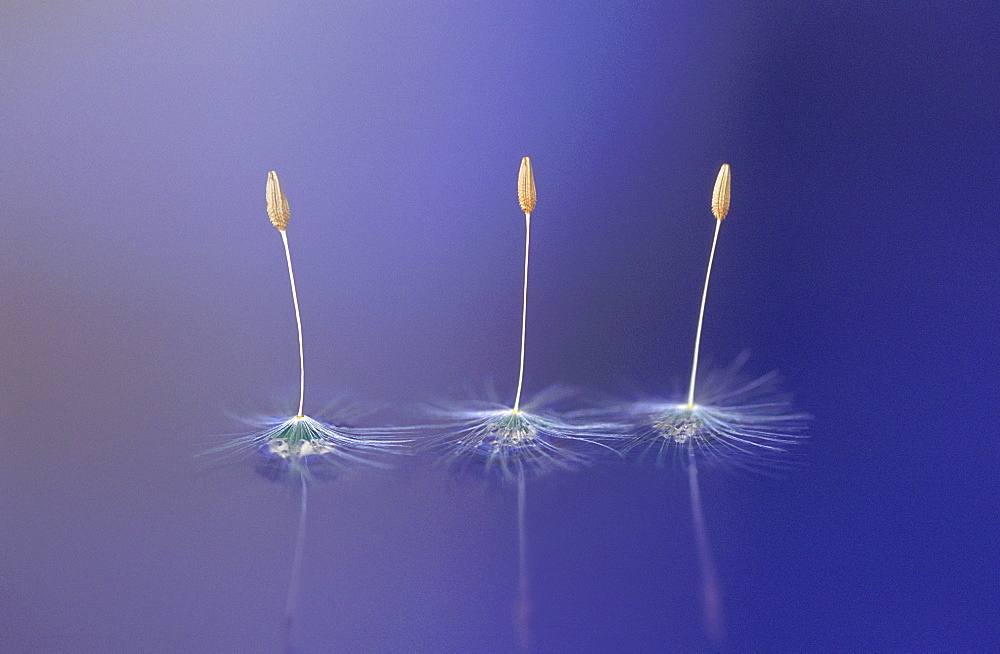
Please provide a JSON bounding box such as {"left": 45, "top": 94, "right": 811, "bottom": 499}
{"left": 518, "top": 157, "right": 536, "bottom": 214}
{"left": 266, "top": 170, "right": 290, "bottom": 231}
{"left": 712, "top": 163, "right": 731, "bottom": 221}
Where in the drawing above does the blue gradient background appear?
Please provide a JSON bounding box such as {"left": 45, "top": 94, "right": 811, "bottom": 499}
{"left": 1, "top": 2, "right": 996, "bottom": 651}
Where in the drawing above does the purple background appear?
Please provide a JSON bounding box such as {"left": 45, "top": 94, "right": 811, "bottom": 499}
{"left": 2, "top": 2, "right": 997, "bottom": 651}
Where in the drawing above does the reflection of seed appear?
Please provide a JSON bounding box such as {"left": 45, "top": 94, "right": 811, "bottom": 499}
{"left": 654, "top": 416, "right": 700, "bottom": 444}
{"left": 266, "top": 170, "right": 291, "bottom": 231}
{"left": 711, "top": 163, "right": 730, "bottom": 221}
{"left": 518, "top": 156, "right": 536, "bottom": 214}
{"left": 268, "top": 438, "right": 290, "bottom": 457}
{"left": 488, "top": 413, "right": 539, "bottom": 446}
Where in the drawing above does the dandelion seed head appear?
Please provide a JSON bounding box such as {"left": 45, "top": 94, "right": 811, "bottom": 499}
{"left": 427, "top": 388, "right": 624, "bottom": 481}
{"left": 264, "top": 416, "right": 346, "bottom": 459}
{"left": 483, "top": 410, "right": 539, "bottom": 449}
{"left": 619, "top": 359, "right": 810, "bottom": 472}
{"left": 205, "top": 410, "right": 408, "bottom": 485}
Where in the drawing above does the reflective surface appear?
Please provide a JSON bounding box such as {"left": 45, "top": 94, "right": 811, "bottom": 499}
{"left": 1, "top": 3, "right": 996, "bottom": 651}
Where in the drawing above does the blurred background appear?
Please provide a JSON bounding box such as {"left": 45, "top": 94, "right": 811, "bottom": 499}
{"left": 1, "top": 2, "right": 997, "bottom": 651}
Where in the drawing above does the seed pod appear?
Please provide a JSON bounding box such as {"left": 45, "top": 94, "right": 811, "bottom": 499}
{"left": 518, "top": 157, "right": 536, "bottom": 214}
{"left": 711, "top": 164, "right": 730, "bottom": 221}
{"left": 266, "top": 170, "right": 290, "bottom": 231}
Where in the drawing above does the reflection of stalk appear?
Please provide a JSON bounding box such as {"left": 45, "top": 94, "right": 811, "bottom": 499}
{"left": 514, "top": 468, "right": 532, "bottom": 653}
{"left": 281, "top": 475, "right": 309, "bottom": 653}
{"left": 688, "top": 448, "right": 725, "bottom": 643}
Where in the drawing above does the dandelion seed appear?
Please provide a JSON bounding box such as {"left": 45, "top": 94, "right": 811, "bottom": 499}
{"left": 207, "top": 171, "right": 405, "bottom": 653}
{"left": 428, "top": 159, "right": 618, "bottom": 477}
{"left": 615, "top": 164, "right": 809, "bottom": 643}
{"left": 427, "top": 158, "right": 621, "bottom": 653}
